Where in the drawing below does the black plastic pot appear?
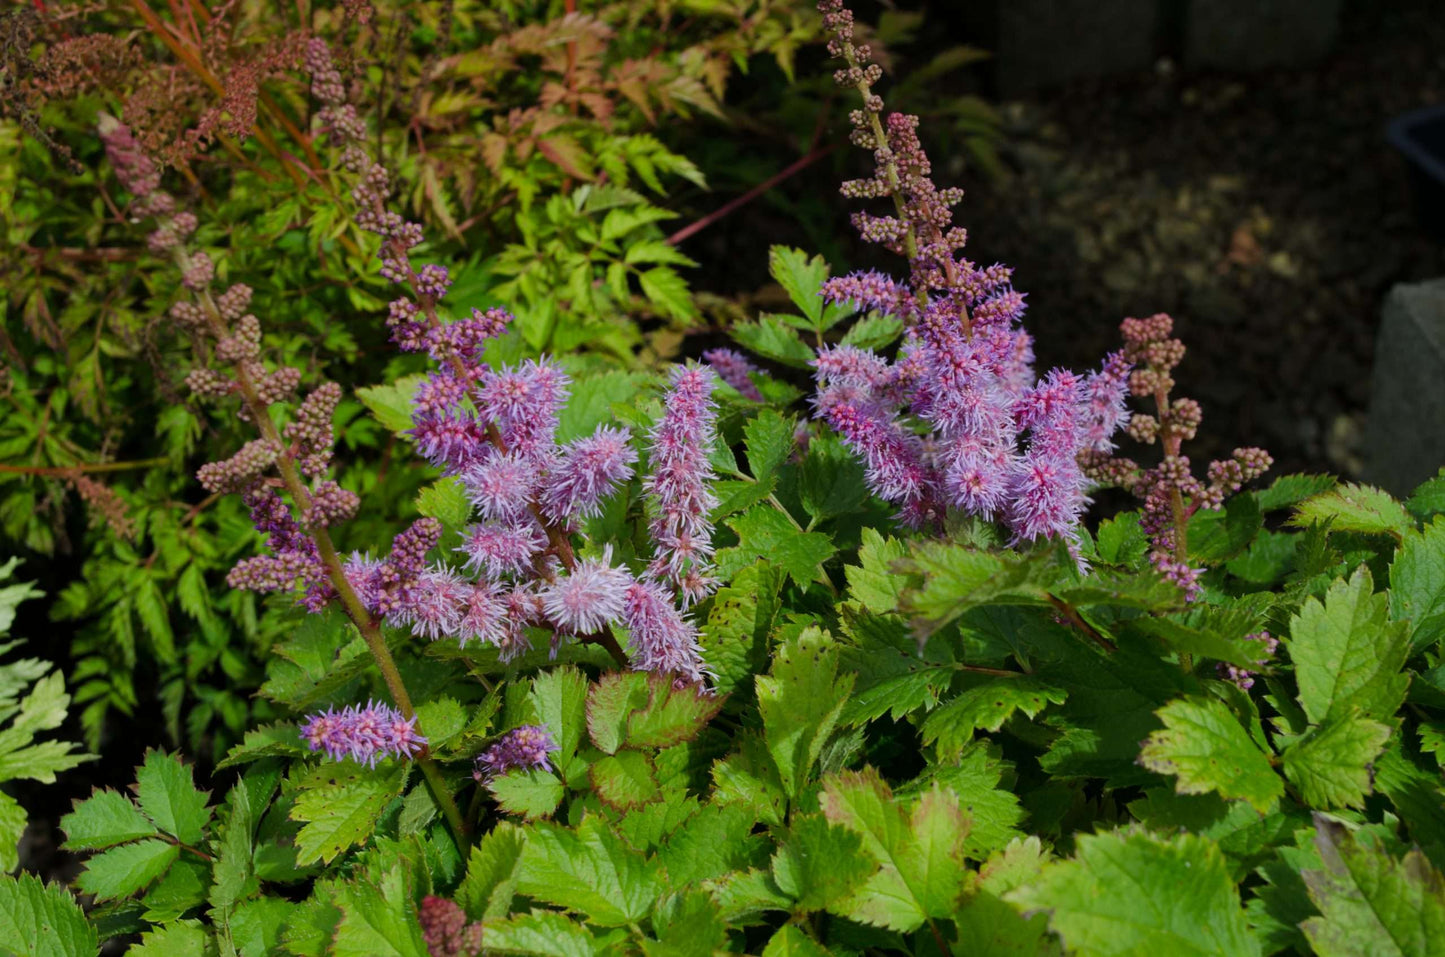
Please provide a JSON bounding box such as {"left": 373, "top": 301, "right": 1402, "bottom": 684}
{"left": 1389, "top": 105, "right": 1445, "bottom": 242}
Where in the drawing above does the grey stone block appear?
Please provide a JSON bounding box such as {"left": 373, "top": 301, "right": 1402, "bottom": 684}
{"left": 1364, "top": 279, "right": 1445, "bottom": 498}
{"left": 962, "top": 0, "right": 1160, "bottom": 96}
{"left": 1184, "top": 0, "right": 1344, "bottom": 72}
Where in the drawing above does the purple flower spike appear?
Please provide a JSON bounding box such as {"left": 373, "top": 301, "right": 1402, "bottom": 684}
{"left": 301, "top": 700, "right": 426, "bottom": 767}
{"left": 473, "top": 725, "right": 557, "bottom": 781}
{"left": 643, "top": 365, "right": 720, "bottom": 598}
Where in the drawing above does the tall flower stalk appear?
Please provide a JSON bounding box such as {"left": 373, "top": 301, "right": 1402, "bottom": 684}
{"left": 811, "top": 1, "right": 1131, "bottom": 549}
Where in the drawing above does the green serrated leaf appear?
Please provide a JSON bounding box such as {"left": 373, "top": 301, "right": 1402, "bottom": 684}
{"left": 767, "top": 247, "right": 830, "bottom": 325}
{"left": 699, "top": 562, "right": 783, "bottom": 695}
{"left": 76, "top": 839, "right": 179, "bottom": 902}
{"left": 0, "top": 873, "right": 98, "bottom": 957}
{"left": 61, "top": 789, "right": 158, "bottom": 851}
{"left": 1139, "top": 696, "right": 1283, "bottom": 813}
{"left": 743, "top": 410, "right": 795, "bottom": 482}
{"left": 770, "top": 814, "right": 875, "bottom": 912}
{"left": 488, "top": 769, "right": 564, "bottom": 820}
{"left": 1288, "top": 566, "right": 1411, "bottom": 725}
{"left": 415, "top": 477, "right": 471, "bottom": 529}
{"left": 757, "top": 629, "right": 855, "bottom": 801}
{"left": 458, "top": 822, "right": 526, "bottom": 921}
{"left": 135, "top": 751, "right": 211, "bottom": 845}
{"left": 920, "top": 680, "right": 1066, "bottom": 755}
{"left": 355, "top": 374, "right": 426, "bottom": 433}
{"left": 1281, "top": 713, "right": 1392, "bottom": 810}
{"left": 846, "top": 529, "right": 910, "bottom": 614}
{"left": 639, "top": 266, "right": 698, "bottom": 323}
{"left": 529, "top": 666, "right": 589, "bottom": 765}
{"left": 129, "top": 920, "right": 214, "bottom": 957}
{"left": 730, "top": 316, "right": 816, "bottom": 369}
{"left": 1301, "top": 818, "right": 1445, "bottom": 957}
{"left": 625, "top": 676, "right": 724, "bottom": 751}
{"left": 798, "top": 435, "right": 868, "bottom": 524}
{"left": 332, "top": 864, "right": 427, "bottom": 957}
{"left": 586, "top": 672, "right": 652, "bottom": 755}
{"left": 839, "top": 313, "right": 904, "bottom": 350}
{"left": 819, "top": 771, "right": 969, "bottom": 930}
{"left": 481, "top": 910, "right": 605, "bottom": 957}
{"left": 291, "top": 763, "right": 405, "bottom": 865}
{"left": 1189, "top": 495, "right": 1262, "bottom": 563}
{"left": 216, "top": 723, "right": 306, "bottom": 770}
{"left": 517, "top": 817, "right": 661, "bottom": 927}
{"left": 1390, "top": 516, "right": 1445, "bottom": 654}
{"left": 761, "top": 924, "right": 830, "bottom": 957}
{"left": 1007, "top": 828, "right": 1260, "bottom": 956}
{"left": 590, "top": 751, "right": 659, "bottom": 811}
{"left": 1291, "top": 483, "right": 1413, "bottom": 540}
{"left": 716, "top": 506, "right": 835, "bottom": 589}
{"left": 1255, "top": 474, "right": 1337, "bottom": 512}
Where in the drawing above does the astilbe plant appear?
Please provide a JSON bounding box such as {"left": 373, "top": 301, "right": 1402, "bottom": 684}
{"left": 97, "top": 38, "right": 726, "bottom": 848}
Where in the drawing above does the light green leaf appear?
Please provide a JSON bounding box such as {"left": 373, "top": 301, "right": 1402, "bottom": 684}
{"left": 1301, "top": 818, "right": 1445, "bottom": 957}
{"left": 415, "top": 697, "right": 468, "bottom": 753}
{"left": 585, "top": 672, "right": 651, "bottom": 755}
{"left": 798, "top": 434, "right": 868, "bottom": 524}
{"left": 845, "top": 529, "right": 910, "bottom": 614}
{"left": 332, "top": 864, "right": 427, "bottom": 957}
{"left": 489, "top": 769, "right": 565, "bottom": 820}
{"left": 699, "top": 562, "right": 784, "bottom": 695}
{"left": 557, "top": 371, "right": 647, "bottom": 443}
{"left": 730, "top": 316, "right": 816, "bottom": 369}
{"left": 624, "top": 676, "right": 724, "bottom": 751}
{"left": 1291, "top": 483, "right": 1413, "bottom": 540}
{"left": 923, "top": 746, "right": 1027, "bottom": 861}
{"left": 415, "top": 477, "right": 471, "bottom": 530}
{"left": 1139, "top": 696, "right": 1283, "bottom": 813}
{"left": 135, "top": 750, "right": 212, "bottom": 845}
{"left": 355, "top": 374, "right": 426, "bottom": 433}
{"left": 458, "top": 822, "right": 525, "bottom": 921}
{"left": 839, "top": 313, "right": 904, "bottom": 350}
{"left": 0, "top": 791, "right": 23, "bottom": 873}
{"left": 1288, "top": 566, "right": 1411, "bottom": 724}
{"left": 768, "top": 246, "right": 830, "bottom": 324}
{"left": 1007, "top": 828, "right": 1260, "bottom": 956}
{"left": 639, "top": 266, "right": 698, "bottom": 323}
{"left": 517, "top": 817, "right": 661, "bottom": 927}
{"left": 756, "top": 629, "right": 855, "bottom": 801}
{"left": 291, "top": 763, "right": 406, "bottom": 865}
{"left": 819, "top": 770, "right": 969, "bottom": 930}
{"left": 953, "top": 837, "right": 1056, "bottom": 957}
{"left": 529, "top": 666, "right": 589, "bottom": 765}
{"left": 1254, "top": 474, "right": 1337, "bottom": 512}
{"left": 216, "top": 723, "right": 306, "bottom": 770}
{"left": 0, "top": 873, "right": 97, "bottom": 957}
{"left": 1389, "top": 516, "right": 1445, "bottom": 654}
{"left": 743, "top": 410, "right": 795, "bottom": 483}
{"left": 770, "top": 814, "right": 876, "bottom": 912}
{"left": 60, "top": 789, "right": 157, "bottom": 851}
{"left": 129, "top": 920, "right": 214, "bottom": 956}
{"left": 716, "top": 506, "right": 835, "bottom": 589}
{"left": 1281, "top": 714, "right": 1392, "bottom": 810}
{"left": 75, "top": 838, "right": 179, "bottom": 902}
{"left": 481, "top": 910, "right": 604, "bottom": 957}
{"left": 761, "top": 923, "right": 830, "bottom": 957}
{"left": 589, "top": 752, "right": 659, "bottom": 811}
{"left": 900, "top": 542, "right": 1061, "bottom": 641}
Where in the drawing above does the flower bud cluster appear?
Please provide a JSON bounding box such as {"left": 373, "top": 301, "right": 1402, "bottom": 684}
{"left": 472, "top": 725, "right": 558, "bottom": 780}
{"left": 1081, "top": 314, "right": 1272, "bottom": 597}
{"left": 300, "top": 700, "right": 426, "bottom": 766}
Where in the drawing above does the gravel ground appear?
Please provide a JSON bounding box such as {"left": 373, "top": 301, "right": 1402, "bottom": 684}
{"left": 950, "top": 0, "right": 1445, "bottom": 480}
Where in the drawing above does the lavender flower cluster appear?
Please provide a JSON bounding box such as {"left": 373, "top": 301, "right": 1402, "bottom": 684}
{"left": 1217, "top": 631, "right": 1279, "bottom": 691}
{"left": 300, "top": 701, "right": 426, "bottom": 767}
{"left": 296, "top": 39, "right": 713, "bottom": 685}
{"left": 472, "top": 725, "right": 557, "bottom": 781}
{"left": 811, "top": 2, "right": 1131, "bottom": 546}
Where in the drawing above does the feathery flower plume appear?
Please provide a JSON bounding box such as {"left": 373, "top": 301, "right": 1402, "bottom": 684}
{"left": 540, "top": 551, "right": 632, "bottom": 635}
{"left": 810, "top": 0, "right": 1132, "bottom": 544}
{"left": 702, "top": 348, "right": 766, "bottom": 401}
{"left": 643, "top": 365, "right": 720, "bottom": 600}
{"left": 622, "top": 580, "right": 709, "bottom": 687}
{"left": 540, "top": 425, "right": 638, "bottom": 524}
